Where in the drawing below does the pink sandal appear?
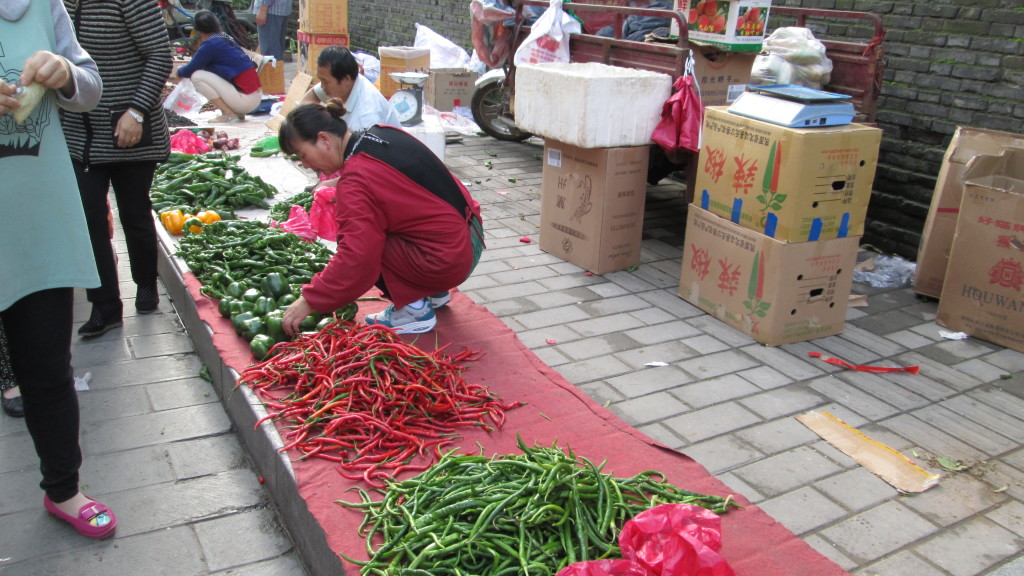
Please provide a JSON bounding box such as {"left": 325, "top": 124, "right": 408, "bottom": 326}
{"left": 44, "top": 495, "right": 117, "bottom": 539}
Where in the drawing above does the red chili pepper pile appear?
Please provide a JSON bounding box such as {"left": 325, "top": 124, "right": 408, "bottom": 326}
{"left": 237, "top": 320, "right": 523, "bottom": 486}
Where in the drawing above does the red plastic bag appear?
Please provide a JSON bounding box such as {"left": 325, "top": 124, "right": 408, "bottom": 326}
{"left": 651, "top": 73, "right": 704, "bottom": 155}
{"left": 169, "top": 128, "right": 211, "bottom": 154}
{"left": 309, "top": 185, "right": 339, "bottom": 241}
{"left": 556, "top": 504, "right": 735, "bottom": 576}
{"left": 272, "top": 205, "right": 317, "bottom": 242}
{"left": 619, "top": 504, "right": 734, "bottom": 576}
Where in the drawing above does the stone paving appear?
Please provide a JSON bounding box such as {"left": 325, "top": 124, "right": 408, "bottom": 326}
{"left": 2, "top": 91, "right": 1023, "bottom": 576}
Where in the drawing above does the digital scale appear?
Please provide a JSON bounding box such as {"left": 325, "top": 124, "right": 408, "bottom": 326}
{"left": 727, "top": 84, "right": 855, "bottom": 128}
{"left": 388, "top": 72, "right": 429, "bottom": 127}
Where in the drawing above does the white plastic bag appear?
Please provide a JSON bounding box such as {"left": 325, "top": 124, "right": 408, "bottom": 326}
{"left": 750, "top": 27, "right": 832, "bottom": 89}
{"left": 414, "top": 23, "right": 471, "bottom": 69}
{"left": 163, "top": 78, "right": 208, "bottom": 115}
{"left": 513, "top": 0, "right": 581, "bottom": 67}
{"left": 353, "top": 51, "right": 382, "bottom": 83}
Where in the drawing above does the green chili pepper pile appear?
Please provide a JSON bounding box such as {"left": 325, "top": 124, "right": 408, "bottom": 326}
{"left": 238, "top": 321, "right": 523, "bottom": 485}
{"left": 340, "top": 436, "right": 738, "bottom": 575}
{"left": 150, "top": 151, "right": 277, "bottom": 214}
{"left": 268, "top": 188, "right": 315, "bottom": 223}
{"left": 177, "top": 220, "right": 349, "bottom": 356}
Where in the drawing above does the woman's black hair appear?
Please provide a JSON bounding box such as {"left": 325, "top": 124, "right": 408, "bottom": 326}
{"left": 192, "top": 10, "right": 222, "bottom": 34}
{"left": 317, "top": 45, "right": 359, "bottom": 82}
{"left": 278, "top": 99, "right": 350, "bottom": 156}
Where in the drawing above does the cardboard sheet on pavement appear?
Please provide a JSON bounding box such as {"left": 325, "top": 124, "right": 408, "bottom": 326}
{"left": 797, "top": 411, "right": 940, "bottom": 493}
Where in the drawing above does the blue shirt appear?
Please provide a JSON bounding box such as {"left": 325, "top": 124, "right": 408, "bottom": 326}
{"left": 177, "top": 35, "right": 255, "bottom": 84}
{"left": 254, "top": 0, "right": 292, "bottom": 17}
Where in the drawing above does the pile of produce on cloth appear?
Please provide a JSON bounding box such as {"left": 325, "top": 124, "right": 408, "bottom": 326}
{"left": 268, "top": 188, "right": 315, "bottom": 223}
{"left": 151, "top": 151, "right": 277, "bottom": 220}
{"left": 176, "top": 219, "right": 348, "bottom": 356}
{"left": 339, "top": 437, "right": 739, "bottom": 575}
{"left": 238, "top": 321, "right": 523, "bottom": 485}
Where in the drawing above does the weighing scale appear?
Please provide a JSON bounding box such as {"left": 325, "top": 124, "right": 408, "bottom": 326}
{"left": 727, "top": 84, "right": 855, "bottom": 128}
{"left": 388, "top": 72, "right": 429, "bottom": 127}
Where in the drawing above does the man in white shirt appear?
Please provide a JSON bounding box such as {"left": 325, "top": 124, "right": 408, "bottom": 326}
{"left": 300, "top": 45, "right": 401, "bottom": 130}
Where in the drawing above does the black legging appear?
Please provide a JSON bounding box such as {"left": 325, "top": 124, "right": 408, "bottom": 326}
{"left": 73, "top": 160, "right": 159, "bottom": 305}
{"left": 1, "top": 288, "right": 82, "bottom": 502}
{"left": 0, "top": 321, "right": 15, "bottom": 392}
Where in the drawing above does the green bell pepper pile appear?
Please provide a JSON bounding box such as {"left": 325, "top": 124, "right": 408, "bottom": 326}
{"left": 268, "top": 188, "right": 315, "bottom": 223}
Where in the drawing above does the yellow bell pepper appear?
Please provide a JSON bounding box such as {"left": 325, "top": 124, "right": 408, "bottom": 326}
{"left": 183, "top": 215, "right": 205, "bottom": 235}
{"left": 196, "top": 210, "right": 222, "bottom": 225}
{"left": 160, "top": 209, "right": 185, "bottom": 235}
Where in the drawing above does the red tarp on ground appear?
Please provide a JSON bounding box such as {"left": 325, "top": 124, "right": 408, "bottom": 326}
{"left": 184, "top": 272, "right": 849, "bottom": 576}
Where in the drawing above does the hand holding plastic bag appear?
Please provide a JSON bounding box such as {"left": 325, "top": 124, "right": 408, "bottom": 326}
{"left": 557, "top": 504, "right": 735, "bottom": 576}
{"left": 513, "top": 0, "right": 582, "bottom": 66}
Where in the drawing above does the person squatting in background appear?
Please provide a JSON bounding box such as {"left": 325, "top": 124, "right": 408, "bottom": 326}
{"left": 175, "top": 9, "right": 262, "bottom": 123}
{"left": 61, "top": 0, "right": 173, "bottom": 338}
{"left": 1, "top": 0, "right": 117, "bottom": 539}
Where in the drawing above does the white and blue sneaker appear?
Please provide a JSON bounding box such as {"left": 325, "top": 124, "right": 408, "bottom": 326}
{"left": 429, "top": 291, "right": 452, "bottom": 309}
{"left": 365, "top": 298, "right": 436, "bottom": 334}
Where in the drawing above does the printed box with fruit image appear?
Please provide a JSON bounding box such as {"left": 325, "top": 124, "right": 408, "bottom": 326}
{"left": 671, "top": 0, "right": 771, "bottom": 51}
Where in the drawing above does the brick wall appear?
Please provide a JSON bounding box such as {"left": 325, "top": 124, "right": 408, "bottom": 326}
{"left": 343, "top": 0, "right": 1024, "bottom": 260}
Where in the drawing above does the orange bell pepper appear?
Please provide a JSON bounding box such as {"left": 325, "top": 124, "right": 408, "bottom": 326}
{"left": 159, "top": 209, "right": 185, "bottom": 235}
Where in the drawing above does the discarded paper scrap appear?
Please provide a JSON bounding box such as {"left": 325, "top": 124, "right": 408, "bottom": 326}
{"left": 796, "top": 411, "right": 940, "bottom": 493}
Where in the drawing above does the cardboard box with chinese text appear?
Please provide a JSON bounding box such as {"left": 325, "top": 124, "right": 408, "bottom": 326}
{"left": 539, "top": 141, "right": 650, "bottom": 274}
{"left": 914, "top": 127, "right": 1024, "bottom": 299}
{"left": 425, "top": 68, "right": 477, "bottom": 111}
{"left": 298, "top": 0, "right": 348, "bottom": 34}
{"left": 936, "top": 148, "right": 1024, "bottom": 354}
{"left": 679, "top": 206, "right": 860, "bottom": 346}
{"left": 670, "top": 0, "right": 772, "bottom": 52}
{"left": 257, "top": 60, "right": 285, "bottom": 95}
{"left": 377, "top": 47, "right": 431, "bottom": 99}
{"left": 297, "top": 30, "right": 350, "bottom": 78}
{"left": 695, "top": 106, "right": 881, "bottom": 242}
{"left": 692, "top": 46, "right": 757, "bottom": 106}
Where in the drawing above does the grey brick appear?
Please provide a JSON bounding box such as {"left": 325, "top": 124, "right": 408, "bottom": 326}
{"left": 913, "top": 404, "right": 1019, "bottom": 456}
{"left": 672, "top": 374, "right": 761, "bottom": 409}
{"left": 146, "top": 376, "right": 220, "bottom": 412}
{"left": 737, "top": 365, "right": 794, "bottom": 390}
{"left": 555, "top": 356, "right": 634, "bottom": 384}
{"left": 129, "top": 332, "right": 195, "bottom": 358}
{"left": 195, "top": 509, "right": 294, "bottom": 571}
{"left": 556, "top": 333, "right": 642, "bottom": 361}
{"left": 477, "top": 281, "right": 553, "bottom": 303}
{"left": 663, "top": 402, "right": 762, "bottom": 443}
{"left": 166, "top": 434, "right": 249, "bottom": 480}
{"left": 835, "top": 370, "right": 931, "bottom": 411}
{"left": 758, "top": 486, "right": 849, "bottom": 535}
{"left": 736, "top": 418, "right": 822, "bottom": 454}
{"left": 605, "top": 365, "right": 695, "bottom": 397}
{"left": 614, "top": 392, "right": 690, "bottom": 426}
{"left": 533, "top": 346, "right": 572, "bottom": 367}
{"left": 683, "top": 434, "right": 765, "bottom": 474}
{"left": 914, "top": 517, "right": 1022, "bottom": 576}
{"left": 512, "top": 304, "right": 589, "bottom": 330}
{"left": 741, "top": 345, "right": 826, "bottom": 380}
{"left": 809, "top": 375, "right": 903, "bottom": 420}
{"left": 625, "top": 319, "right": 703, "bottom": 345}
{"left": 988, "top": 500, "right": 1024, "bottom": 538}
{"left": 902, "top": 472, "right": 1009, "bottom": 527}
{"left": 679, "top": 334, "right": 732, "bottom": 355}
{"left": 677, "top": 350, "right": 760, "bottom": 380}
{"left": 803, "top": 534, "right": 859, "bottom": 573}
{"left": 731, "top": 446, "right": 845, "bottom": 498}
{"left": 517, "top": 324, "right": 584, "bottom": 349}
{"left": 856, "top": 551, "right": 949, "bottom": 576}
{"left": 815, "top": 467, "right": 899, "bottom": 512}
{"left": 967, "top": 387, "right": 1024, "bottom": 426}
{"left": 820, "top": 501, "right": 939, "bottom": 563}
{"left": 880, "top": 413, "right": 989, "bottom": 461}
{"left": 739, "top": 386, "right": 829, "bottom": 419}
{"left": 613, "top": 341, "right": 701, "bottom": 369}
{"left": 524, "top": 286, "right": 602, "bottom": 308}
{"left": 984, "top": 349, "right": 1024, "bottom": 373}
{"left": 489, "top": 265, "right": 560, "bottom": 285}
{"left": 569, "top": 312, "right": 646, "bottom": 337}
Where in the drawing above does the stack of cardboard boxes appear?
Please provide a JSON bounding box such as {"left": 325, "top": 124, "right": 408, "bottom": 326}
{"left": 917, "top": 129, "right": 1024, "bottom": 354}
{"left": 678, "top": 106, "right": 882, "bottom": 345}
{"left": 297, "top": 0, "right": 349, "bottom": 77}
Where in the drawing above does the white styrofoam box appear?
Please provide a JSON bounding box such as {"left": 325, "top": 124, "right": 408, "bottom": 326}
{"left": 404, "top": 112, "right": 446, "bottom": 163}
{"left": 515, "top": 62, "right": 672, "bottom": 148}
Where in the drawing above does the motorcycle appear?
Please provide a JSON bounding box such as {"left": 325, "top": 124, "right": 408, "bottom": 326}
{"left": 159, "top": 0, "right": 259, "bottom": 53}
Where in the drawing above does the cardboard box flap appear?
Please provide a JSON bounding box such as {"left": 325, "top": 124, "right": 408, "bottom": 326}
{"left": 963, "top": 147, "right": 1024, "bottom": 184}
{"left": 946, "top": 128, "right": 1024, "bottom": 165}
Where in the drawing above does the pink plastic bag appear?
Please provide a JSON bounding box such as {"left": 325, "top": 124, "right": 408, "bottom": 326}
{"left": 169, "top": 128, "right": 211, "bottom": 154}
{"left": 557, "top": 504, "right": 735, "bottom": 576}
{"left": 309, "top": 185, "right": 339, "bottom": 241}
{"left": 272, "top": 205, "right": 317, "bottom": 242}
